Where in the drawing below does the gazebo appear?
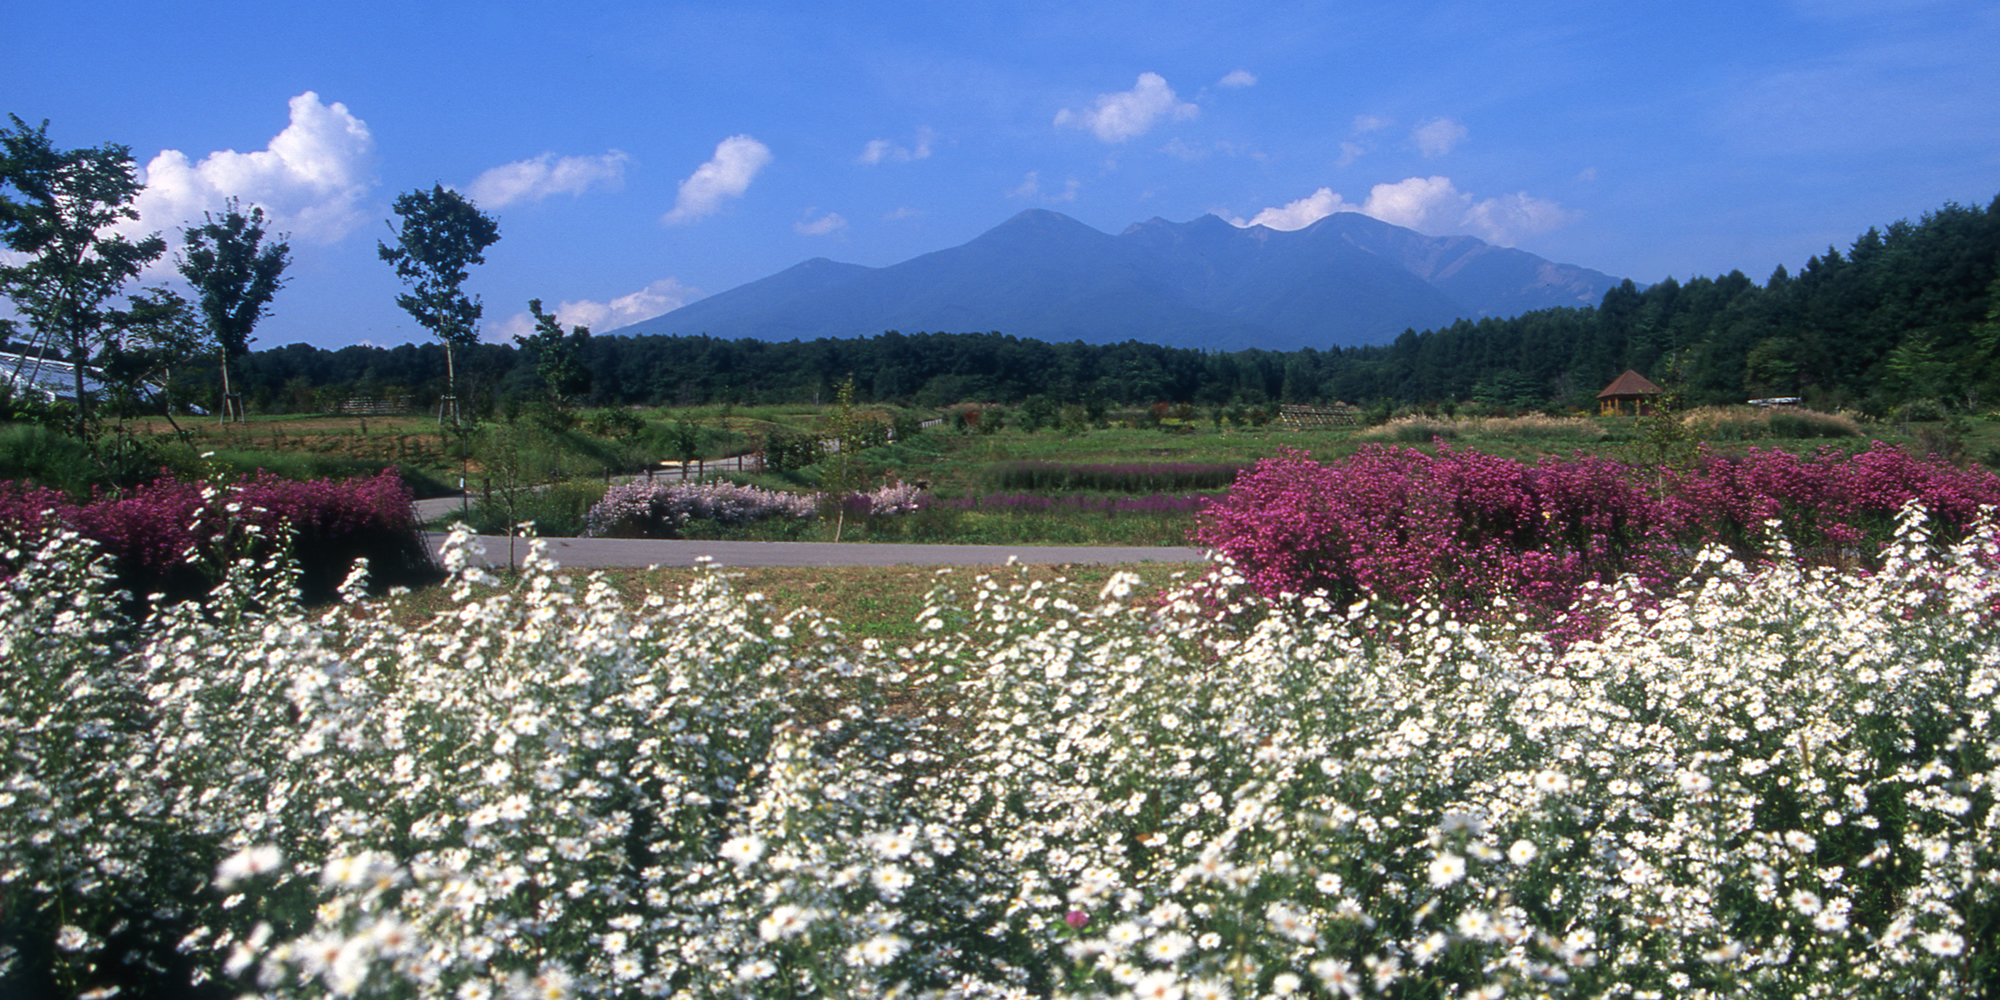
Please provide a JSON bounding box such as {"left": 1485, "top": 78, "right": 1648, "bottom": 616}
{"left": 1596, "top": 369, "right": 1663, "bottom": 416}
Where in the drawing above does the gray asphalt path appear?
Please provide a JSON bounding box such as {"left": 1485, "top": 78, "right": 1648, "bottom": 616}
{"left": 416, "top": 495, "right": 1206, "bottom": 568}
{"left": 426, "top": 532, "right": 1207, "bottom": 569}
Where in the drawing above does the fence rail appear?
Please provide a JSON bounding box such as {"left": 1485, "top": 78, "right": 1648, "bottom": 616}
{"left": 1279, "top": 403, "right": 1363, "bottom": 428}
{"left": 339, "top": 396, "right": 412, "bottom": 415}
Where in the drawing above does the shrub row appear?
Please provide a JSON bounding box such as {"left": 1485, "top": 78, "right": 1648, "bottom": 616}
{"left": 947, "top": 491, "right": 1212, "bottom": 516}
{"left": 1195, "top": 441, "right": 2000, "bottom": 634}
{"left": 0, "top": 468, "right": 434, "bottom": 606}
{"left": 986, "top": 460, "right": 1246, "bottom": 493}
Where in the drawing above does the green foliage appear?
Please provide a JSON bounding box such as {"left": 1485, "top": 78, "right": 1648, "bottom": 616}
{"left": 518, "top": 299, "right": 592, "bottom": 408}
{"left": 464, "top": 478, "right": 606, "bottom": 537}
{"left": 376, "top": 185, "right": 500, "bottom": 407}
{"left": 103, "top": 286, "right": 205, "bottom": 422}
{"left": 0, "top": 114, "right": 166, "bottom": 432}
{"left": 581, "top": 407, "right": 645, "bottom": 438}
{"left": 178, "top": 199, "right": 291, "bottom": 421}
{"left": 0, "top": 423, "right": 98, "bottom": 494}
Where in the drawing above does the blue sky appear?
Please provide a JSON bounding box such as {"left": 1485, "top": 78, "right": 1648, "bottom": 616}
{"left": 7, "top": 0, "right": 1997, "bottom": 351}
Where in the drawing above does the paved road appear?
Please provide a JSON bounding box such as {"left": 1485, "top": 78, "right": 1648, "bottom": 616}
{"left": 426, "top": 532, "right": 1207, "bottom": 569}
{"left": 416, "top": 495, "right": 1207, "bottom": 568}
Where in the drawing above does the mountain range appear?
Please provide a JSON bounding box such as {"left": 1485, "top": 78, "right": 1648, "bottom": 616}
{"left": 612, "top": 209, "right": 1625, "bottom": 351}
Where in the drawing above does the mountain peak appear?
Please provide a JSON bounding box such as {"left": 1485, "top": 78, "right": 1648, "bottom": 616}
{"left": 614, "top": 210, "right": 1625, "bottom": 350}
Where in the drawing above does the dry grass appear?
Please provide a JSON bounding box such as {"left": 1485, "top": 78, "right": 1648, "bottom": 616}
{"left": 1678, "top": 405, "right": 1862, "bottom": 440}
{"left": 1358, "top": 413, "right": 1608, "bottom": 444}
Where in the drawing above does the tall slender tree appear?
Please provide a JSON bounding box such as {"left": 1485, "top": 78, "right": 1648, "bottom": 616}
{"left": 377, "top": 185, "right": 500, "bottom": 423}
{"left": 178, "top": 199, "right": 290, "bottom": 422}
{"left": 0, "top": 114, "right": 165, "bottom": 435}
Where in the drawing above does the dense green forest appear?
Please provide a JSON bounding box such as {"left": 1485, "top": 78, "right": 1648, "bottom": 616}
{"left": 63, "top": 194, "right": 2000, "bottom": 418}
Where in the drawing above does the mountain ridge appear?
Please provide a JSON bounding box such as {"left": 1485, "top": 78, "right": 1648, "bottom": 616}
{"left": 614, "top": 210, "right": 1624, "bottom": 351}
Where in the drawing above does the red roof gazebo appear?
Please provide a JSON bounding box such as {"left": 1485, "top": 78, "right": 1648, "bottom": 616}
{"left": 1596, "top": 370, "right": 1663, "bottom": 416}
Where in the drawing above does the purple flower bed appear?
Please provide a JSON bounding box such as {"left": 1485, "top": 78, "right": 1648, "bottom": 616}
{"left": 0, "top": 469, "right": 432, "bottom": 605}
{"left": 988, "top": 461, "right": 1245, "bottom": 493}
{"left": 1196, "top": 442, "right": 2000, "bottom": 632}
{"left": 947, "top": 492, "right": 1212, "bottom": 515}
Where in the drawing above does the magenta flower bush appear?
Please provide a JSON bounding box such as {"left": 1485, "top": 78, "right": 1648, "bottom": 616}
{"left": 1196, "top": 442, "right": 2000, "bottom": 631}
{"left": 1193, "top": 445, "right": 1678, "bottom": 623}
{"left": 1664, "top": 443, "right": 2000, "bottom": 564}
{"left": 0, "top": 468, "right": 431, "bottom": 605}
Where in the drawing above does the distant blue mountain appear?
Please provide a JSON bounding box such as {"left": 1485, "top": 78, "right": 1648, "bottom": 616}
{"left": 613, "top": 209, "right": 1624, "bottom": 351}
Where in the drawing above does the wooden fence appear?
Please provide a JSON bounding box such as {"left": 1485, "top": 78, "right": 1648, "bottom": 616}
{"left": 1279, "top": 403, "right": 1363, "bottom": 429}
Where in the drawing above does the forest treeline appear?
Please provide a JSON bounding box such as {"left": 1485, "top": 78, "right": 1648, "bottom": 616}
{"left": 150, "top": 195, "right": 2000, "bottom": 417}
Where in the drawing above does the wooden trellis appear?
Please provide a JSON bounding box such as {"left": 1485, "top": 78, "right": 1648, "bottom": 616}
{"left": 339, "top": 396, "right": 412, "bottom": 415}
{"left": 1279, "top": 403, "right": 1363, "bottom": 429}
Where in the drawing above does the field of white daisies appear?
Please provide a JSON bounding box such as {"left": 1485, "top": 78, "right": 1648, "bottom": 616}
{"left": 3, "top": 505, "right": 1997, "bottom": 1000}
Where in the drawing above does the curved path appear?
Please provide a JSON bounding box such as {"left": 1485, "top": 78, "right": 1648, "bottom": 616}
{"left": 425, "top": 532, "right": 1207, "bottom": 570}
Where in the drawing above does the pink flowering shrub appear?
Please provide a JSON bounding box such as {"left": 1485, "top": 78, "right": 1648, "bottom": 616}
{"left": 0, "top": 469, "right": 432, "bottom": 605}
{"left": 1663, "top": 443, "right": 2000, "bottom": 565}
{"left": 1196, "top": 442, "right": 2000, "bottom": 630}
{"left": 1194, "top": 445, "right": 1678, "bottom": 623}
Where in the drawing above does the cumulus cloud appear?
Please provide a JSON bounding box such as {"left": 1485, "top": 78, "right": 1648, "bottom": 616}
{"left": 1229, "top": 175, "right": 1573, "bottom": 245}
{"left": 1460, "top": 191, "right": 1576, "bottom": 244}
{"left": 467, "top": 151, "right": 629, "bottom": 207}
{"left": 1054, "top": 72, "right": 1198, "bottom": 143}
{"left": 661, "top": 135, "right": 771, "bottom": 225}
{"left": 127, "top": 91, "right": 375, "bottom": 244}
{"left": 857, "top": 127, "right": 935, "bottom": 165}
{"left": 1360, "top": 175, "right": 1470, "bottom": 230}
{"left": 1233, "top": 188, "right": 1363, "bottom": 230}
{"left": 1007, "top": 171, "right": 1079, "bottom": 202}
{"left": 1219, "top": 69, "right": 1257, "bottom": 88}
{"left": 795, "top": 209, "right": 847, "bottom": 236}
{"left": 492, "top": 277, "right": 701, "bottom": 342}
{"left": 1413, "top": 117, "right": 1468, "bottom": 157}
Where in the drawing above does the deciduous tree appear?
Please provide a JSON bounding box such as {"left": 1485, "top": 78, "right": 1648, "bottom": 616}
{"left": 0, "top": 115, "right": 165, "bottom": 435}
{"left": 378, "top": 185, "right": 500, "bottom": 422}
{"left": 178, "top": 200, "right": 290, "bottom": 422}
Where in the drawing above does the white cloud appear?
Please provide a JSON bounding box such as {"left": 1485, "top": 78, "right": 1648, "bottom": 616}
{"left": 1229, "top": 175, "right": 1574, "bottom": 245}
{"left": 1353, "top": 114, "right": 1394, "bottom": 133}
{"left": 1360, "top": 176, "right": 1471, "bottom": 231}
{"left": 493, "top": 277, "right": 701, "bottom": 341}
{"left": 1231, "top": 188, "right": 1362, "bottom": 230}
{"left": 467, "top": 151, "right": 629, "bottom": 207}
{"left": 1007, "top": 171, "right": 1078, "bottom": 202}
{"left": 1459, "top": 191, "right": 1576, "bottom": 244}
{"left": 1053, "top": 72, "right": 1198, "bottom": 143}
{"left": 884, "top": 206, "right": 921, "bottom": 220}
{"left": 795, "top": 209, "right": 847, "bottom": 236}
{"left": 1336, "top": 140, "right": 1368, "bottom": 167}
{"left": 857, "top": 127, "right": 935, "bottom": 165}
{"left": 1219, "top": 69, "right": 1257, "bottom": 88}
{"left": 1412, "top": 118, "right": 1468, "bottom": 157}
{"left": 661, "top": 135, "right": 771, "bottom": 225}
{"left": 127, "top": 91, "right": 375, "bottom": 244}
